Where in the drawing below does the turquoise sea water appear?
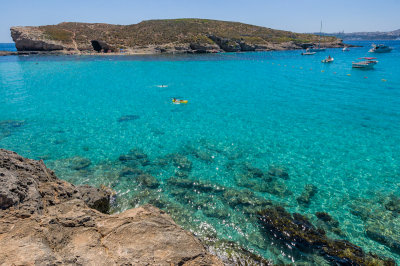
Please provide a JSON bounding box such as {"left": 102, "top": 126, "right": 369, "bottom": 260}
{"left": 1, "top": 41, "right": 400, "bottom": 264}
{"left": 0, "top": 43, "right": 16, "bottom": 51}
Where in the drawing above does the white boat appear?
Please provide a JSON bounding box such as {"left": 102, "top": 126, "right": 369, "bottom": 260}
{"left": 342, "top": 47, "right": 350, "bottom": 51}
{"left": 369, "top": 44, "right": 392, "bottom": 53}
{"left": 352, "top": 57, "right": 378, "bottom": 69}
{"left": 301, "top": 51, "right": 316, "bottom": 55}
{"left": 308, "top": 47, "right": 326, "bottom": 52}
{"left": 322, "top": 56, "right": 334, "bottom": 63}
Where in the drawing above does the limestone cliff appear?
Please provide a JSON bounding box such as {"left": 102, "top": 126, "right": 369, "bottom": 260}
{"left": 0, "top": 149, "right": 222, "bottom": 265}
{"left": 10, "top": 19, "right": 344, "bottom": 54}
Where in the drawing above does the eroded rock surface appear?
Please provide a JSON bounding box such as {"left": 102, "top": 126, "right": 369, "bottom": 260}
{"left": 0, "top": 149, "right": 221, "bottom": 265}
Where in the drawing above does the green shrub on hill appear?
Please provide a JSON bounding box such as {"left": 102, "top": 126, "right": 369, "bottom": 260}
{"left": 40, "top": 26, "right": 73, "bottom": 43}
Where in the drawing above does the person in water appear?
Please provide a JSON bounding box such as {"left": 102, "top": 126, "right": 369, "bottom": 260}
{"left": 328, "top": 55, "right": 332, "bottom": 59}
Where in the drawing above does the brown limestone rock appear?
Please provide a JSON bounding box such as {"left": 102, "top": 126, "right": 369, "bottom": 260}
{"left": 0, "top": 149, "right": 222, "bottom": 265}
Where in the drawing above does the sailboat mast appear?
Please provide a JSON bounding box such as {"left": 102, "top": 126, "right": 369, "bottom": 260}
{"left": 318, "top": 20, "right": 322, "bottom": 49}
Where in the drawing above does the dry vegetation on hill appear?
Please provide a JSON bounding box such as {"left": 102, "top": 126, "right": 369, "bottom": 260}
{"left": 41, "top": 19, "right": 338, "bottom": 48}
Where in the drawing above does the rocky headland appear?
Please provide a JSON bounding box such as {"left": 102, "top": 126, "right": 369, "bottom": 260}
{"left": 9, "top": 19, "right": 346, "bottom": 55}
{"left": 0, "top": 149, "right": 222, "bottom": 265}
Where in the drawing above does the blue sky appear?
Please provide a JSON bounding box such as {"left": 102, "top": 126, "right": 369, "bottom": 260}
{"left": 1, "top": 0, "right": 399, "bottom": 42}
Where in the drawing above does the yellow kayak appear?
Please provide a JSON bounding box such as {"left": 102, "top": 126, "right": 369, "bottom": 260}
{"left": 172, "top": 98, "right": 188, "bottom": 104}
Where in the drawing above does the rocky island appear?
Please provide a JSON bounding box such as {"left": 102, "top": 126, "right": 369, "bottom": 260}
{"left": 9, "top": 19, "right": 345, "bottom": 55}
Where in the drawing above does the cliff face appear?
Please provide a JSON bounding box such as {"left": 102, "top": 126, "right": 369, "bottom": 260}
{"left": 0, "top": 149, "right": 221, "bottom": 265}
{"left": 11, "top": 27, "right": 70, "bottom": 51}
{"left": 10, "top": 19, "right": 344, "bottom": 54}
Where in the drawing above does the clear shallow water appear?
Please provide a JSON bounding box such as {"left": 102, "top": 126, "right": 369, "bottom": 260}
{"left": 1, "top": 40, "right": 400, "bottom": 264}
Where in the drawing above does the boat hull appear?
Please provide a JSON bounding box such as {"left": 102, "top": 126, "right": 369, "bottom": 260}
{"left": 307, "top": 48, "right": 326, "bottom": 52}
{"left": 369, "top": 45, "right": 393, "bottom": 53}
{"left": 352, "top": 63, "right": 375, "bottom": 69}
{"left": 369, "top": 48, "right": 392, "bottom": 53}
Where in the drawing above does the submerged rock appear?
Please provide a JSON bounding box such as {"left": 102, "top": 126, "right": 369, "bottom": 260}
{"left": 168, "top": 177, "right": 223, "bottom": 194}
{"left": 384, "top": 196, "right": 400, "bottom": 213}
{"left": 259, "top": 206, "right": 325, "bottom": 250}
{"left": 243, "top": 163, "right": 264, "bottom": 178}
{"left": 0, "top": 120, "right": 25, "bottom": 139}
{"left": 236, "top": 176, "right": 292, "bottom": 197}
{"left": 175, "top": 170, "right": 189, "bottom": 178}
{"left": 0, "top": 120, "right": 25, "bottom": 129}
{"left": 315, "top": 212, "right": 344, "bottom": 237}
{"left": 222, "top": 188, "right": 272, "bottom": 210}
{"left": 172, "top": 154, "right": 193, "bottom": 171}
{"left": 36, "top": 154, "right": 51, "bottom": 161}
{"left": 118, "top": 154, "right": 137, "bottom": 162}
{"left": 69, "top": 156, "right": 92, "bottom": 170}
{"left": 315, "top": 212, "right": 339, "bottom": 227}
{"left": 119, "top": 167, "right": 145, "bottom": 177}
{"left": 153, "top": 157, "right": 170, "bottom": 166}
{"left": 202, "top": 205, "right": 230, "bottom": 219}
{"left": 0, "top": 149, "right": 222, "bottom": 265}
{"left": 193, "top": 149, "right": 214, "bottom": 162}
{"left": 119, "top": 148, "right": 149, "bottom": 166}
{"left": 267, "top": 166, "right": 289, "bottom": 180}
{"left": 136, "top": 174, "right": 159, "bottom": 189}
{"left": 117, "top": 114, "right": 140, "bottom": 122}
{"left": 223, "top": 189, "right": 255, "bottom": 207}
{"left": 365, "top": 219, "right": 400, "bottom": 255}
{"left": 258, "top": 205, "right": 395, "bottom": 265}
{"left": 53, "top": 139, "right": 67, "bottom": 145}
{"left": 203, "top": 238, "right": 272, "bottom": 266}
{"left": 129, "top": 148, "right": 148, "bottom": 159}
{"left": 297, "top": 184, "right": 318, "bottom": 206}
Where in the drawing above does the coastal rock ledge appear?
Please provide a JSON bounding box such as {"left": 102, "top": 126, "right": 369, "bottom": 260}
{"left": 0, "top": 149, "right": 222, "bottom": 265}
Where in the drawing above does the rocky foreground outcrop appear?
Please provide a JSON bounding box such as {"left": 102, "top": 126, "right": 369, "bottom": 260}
{"left": 10, "top": 19, "right": 345, "bottom": 55}
{"left": 0, "top": 149, "right": 221, "bottom": 265}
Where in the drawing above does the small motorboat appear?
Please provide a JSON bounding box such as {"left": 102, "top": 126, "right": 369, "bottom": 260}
{"left": 172, "top": 98, "right": 188, "bottom": 104}
{"left": 307, "top": 47, "right": 326, "bottom": 52}
{"left": 369, "top": 44, "right": 392, "bottom": 53}
{"left": 322, "top": 56, "right": 334, "bottom": 63}
{"left": 352, "top": 57, "right": 378, "bottom": 69}
{"left": 342, "top": 47, "right": 350, "bottom": 51}
{"left": 301, "top": 51, "right": 316, "bottom": 55}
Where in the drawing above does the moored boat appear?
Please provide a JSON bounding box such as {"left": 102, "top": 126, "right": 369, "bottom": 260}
{"left": 301, "top": 51, "right": 316, "bottom": 55}
{"left": 352, "top": 57, "right": 378, "bottom": 69}
{"left": 308, "top": 47, "right": 326, "bottom": 52}
{"left": 368, "top": 44, "right": 392, "bottom": 53}
{"left": 322, "top": 56, "right": 334, "bottom": 63}
{"left": 309, "top": 21, "right": 326, "bottom": 52}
